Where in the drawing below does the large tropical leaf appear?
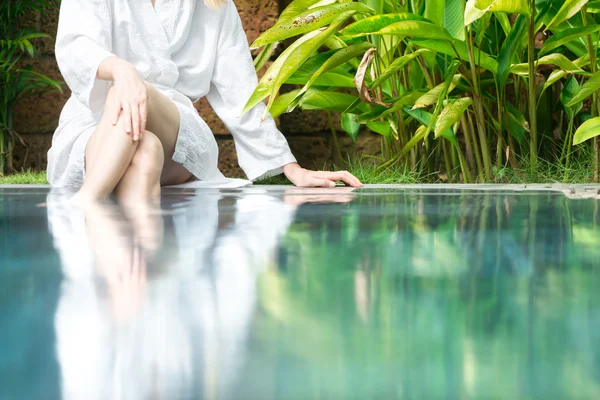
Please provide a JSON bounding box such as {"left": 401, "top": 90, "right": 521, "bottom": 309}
{"left": 278, "top": 0, "right": 333, "bottom": 22}
{"left": 372, "top": 20, "right": 453, "bottom": 41}
{"left": 545, "top": 0, "right": 589, "bottom": 30}
{"left": 341, "top": 113, "right": 361, "bottom": 142}
{"left": 243, "top": 30, "right": 321, "bottom": 114}
{"left": 366, "top": 121, "right": 393, "bottom": 138}
{"left": 540, "top": 25, "right": 600, "bottom": 56}
{"left": 254, "top": 43, "right": 276, "bottom": 72}
{"left": 285, "top": 71, "right": 356, "bottom": 87}
{"left": 404, "top": 107, "right": 459, "bottom": 146}
{"left": 412, "top": 74, "right": 462, "bottom": 109}
{"left": 444, "top": 0, "right": 466, "bottom": 40}
{"left": 496, "top": 15, "right": 527, "bottom": 87}
{"left": 287, "top": 42, "right": 374, "bottom": 111}
{"left": 424, "top": 0, "right": 445, "bottom": 25}
{"left": 573, "top": 116, "right": 600, "bottom": 144}
{"left": 509, "top": 53, "right": 586, "bottom": 75}
{"left": 566, "top": 70, "right": 600, "bottom": 107}
{"left": 465, "top": 0, "right": 530, "bottom": 26}
{"left": 435, "top": 97, "right": 473, "bottom": 137}
{"left": 339, "top": 13, "right": 429, "bottom": 37}
{"left": 250, "top": 3, "right": 373, "bottom": 49}
{"left": 411, "top": 39, "right": 498, "bottom": 73}
{"left": 370, "top": 49, "right": 429, "bottom": 89}
{"left": 271, "top": 89, "right": 302, "bottom": 118}
{"left": 541, "top": 54, "right": 590, "bottom": 94}
{"left": 560, "top": 75, "right": 583, "bottom": 120}
{"left": 587, "top": 0, "right": 600, "bottom": 13}
{"left": 300, "top": 89, "right": 370, "bottom": 113}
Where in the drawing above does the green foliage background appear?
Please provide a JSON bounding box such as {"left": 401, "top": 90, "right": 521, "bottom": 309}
{"left": 249, "top": 0, "right": 600, "bottom": 183}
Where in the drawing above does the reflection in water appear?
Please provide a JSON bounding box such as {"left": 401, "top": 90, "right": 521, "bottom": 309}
{"left": 46, "top": 190, "right": 307, "bottom": 400}
{"left": 1, "top": 188, "right": 599, "bottom": 399}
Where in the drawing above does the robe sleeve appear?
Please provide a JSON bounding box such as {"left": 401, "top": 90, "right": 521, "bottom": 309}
{"left": 55, "top": 0, "right": 116, "bottom": 113}
{"left": 206, "top": 2, "right": 297, "bottom": 182}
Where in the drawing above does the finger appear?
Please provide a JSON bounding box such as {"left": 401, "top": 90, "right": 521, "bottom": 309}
{"left": 132, "top": 105, "right": 140, "bottom": 141}
{"left": 122, "top": 103, "right": 133, "bottom": 136}
{"left": 323, "top": 171, "right": 362, "bottom": 188}
{"left": 310, "top": 178, "right": 336, "bottom": 188}
{"left": 139, "top": 101, "right": 148, "bottom": 139}
{"left": 111, "top": 102, "right": 122, "bottom": 126}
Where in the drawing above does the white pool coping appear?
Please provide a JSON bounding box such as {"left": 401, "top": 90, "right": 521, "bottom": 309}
{"left": 1, "top": 183, "right": 600, "bottom": 198}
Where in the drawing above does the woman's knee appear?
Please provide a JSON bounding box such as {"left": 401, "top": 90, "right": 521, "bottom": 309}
{"left": 130, "top": 131, "right": 165, "bottom": 176}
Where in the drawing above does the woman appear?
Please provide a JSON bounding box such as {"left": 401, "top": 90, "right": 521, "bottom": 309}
{"left": 47, "top": 0, "right": 363, "bottom": 205}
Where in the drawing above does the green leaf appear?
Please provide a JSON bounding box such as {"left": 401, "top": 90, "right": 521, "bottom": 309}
{"left": 251, "top": 3, "right": 374, "bottom": 49}
{"left": 506, "top": 103, "right": 528, "bottom": 144}
{"left": 286, "top": 71, "right": 356, "bottom": 87}
{"left": 425, "top": 0, "right": 445, "bottom": 25}
{"left": 560, "top": 75, "right": 583, "bottom": 119}
{"left": 587, "top": 0, "right": 600, "bottom": 13}
{"left": 412, "top": 39, "right": 498, "bottom": 73}
{"left": 573, "top": 116, "right": 600, "bottom": 144}
{"left": 271, "top": 89, "right": 302, "bottom": 118}
{"left": 496, "top": 15, "right": 527, "bottom": 87}
{"left": 540, "top": 25, "right": 600, "bottom": 56}
{"left": 566, "top": 70, "right": 600, "bottom": 107}
{"left": 509, "top": 53, "right": 586, "bottom": 75}
{"left": 404, "top": 108, "right": 459, "bottom": 147}
{"left": 339, "top": 13, "right": 429, "bottom": 37}
{"left": 243, "top": 30, "right": 321, "bottom": 114}
{"left": 546, "top": 0, "right": 589, "bottom": 30}
{"left": 366, "top": 121, "right": 392, "bottom": 138}
{"left": 465, "top": 0, "right": 530, "bottom": 25}
{"left": 444, "top": 0, "right": 466, "bottom": 40}
{"left": 373, "top": 20, "right": 453, "bottom": 41}
{"left": 254, "top": 43, "right": 276, "bottom": 72}
{"left": 279, "top": 0, "right": 331, "bottom": 22}
{"left": 541, "top": 54, "right": 590, "bottom": 94}
{"left": 370, "top": 49, "right": 429, "bottom": 89}
{"left": 253, "top": 13, "right": 355, "bottom": 118}
{"left": 412, "top": 74, "right": 462, "bottom": 109}
{"left": 300, "top": 90, "right": 368, "bottom": 113}
{"left": 342, "top": 113, "right": 361, "bottom": 142}
{"left": 402, "top": 125, "right": 427, "bottom": 153}
{"left": 287, "top": 42, "right": 374, "bottom": 111}
{"left": 435, "top": 97, "right": 473, "bottom": 137}
{"left": 495, "top": 12, "right": 511, "bottom": 36}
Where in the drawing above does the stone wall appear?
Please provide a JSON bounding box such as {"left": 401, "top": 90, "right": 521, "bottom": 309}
{"left": 12, "top": 0, "right": 380, "bottom": 177}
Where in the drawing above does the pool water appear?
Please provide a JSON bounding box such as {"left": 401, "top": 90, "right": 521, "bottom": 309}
{"left": 1, "top": 186, "right": 600, "bottom": 400}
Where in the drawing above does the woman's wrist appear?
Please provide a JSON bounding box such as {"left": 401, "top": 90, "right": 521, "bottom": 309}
{"left": 282, "top": 162, "right": 303, "bottom": 178}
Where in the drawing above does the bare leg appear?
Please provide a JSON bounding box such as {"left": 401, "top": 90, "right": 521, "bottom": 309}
{"left": 72, "top": 87, "right": 140, "bottom": 204}
{"left": 76, "top": 82, "right": 193, "bottom": 205}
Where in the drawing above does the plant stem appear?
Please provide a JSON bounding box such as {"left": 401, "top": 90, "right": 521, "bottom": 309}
{"left": 465, "top": 26, "right": 492, "bottom": 181}
{"left": 584, "top": 9, "right": 600, "bottom": 182}
{"left": 327, "top": 111, "right": 343, "bottom": 163}
{"left": 527, "top": 0, "right": 538, "bottom": 168}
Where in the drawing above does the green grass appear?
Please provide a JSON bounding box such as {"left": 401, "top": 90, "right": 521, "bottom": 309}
{"left": 0, "top": 170, "right": 47, "bottom": 184}
{"left": 0, "top": 151, "right": 597, "bottom": 186}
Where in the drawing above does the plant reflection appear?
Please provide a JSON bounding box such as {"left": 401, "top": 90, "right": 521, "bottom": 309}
{"left": 43, "top": 189, "right": 600, "bottom": 400}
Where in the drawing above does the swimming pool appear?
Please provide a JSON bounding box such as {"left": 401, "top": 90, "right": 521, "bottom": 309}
{"left": 1, "top": 185, "right": 599, "bottom": 399}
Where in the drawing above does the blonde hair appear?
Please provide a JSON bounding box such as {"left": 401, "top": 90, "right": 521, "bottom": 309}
{"left": 204, "top": 0, "right": 226, "bottom": 10}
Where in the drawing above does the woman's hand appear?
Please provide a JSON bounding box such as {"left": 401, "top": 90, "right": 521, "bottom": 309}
{"left": 102, "top": 57, "right": 148, "bottom": 141}
{"left": 282, "top": 163, "right": 363, "bottom": 188}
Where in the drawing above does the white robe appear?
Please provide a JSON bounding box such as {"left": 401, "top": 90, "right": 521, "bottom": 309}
{"left": 47, "top": 0, "right": 297, "bottom": 188}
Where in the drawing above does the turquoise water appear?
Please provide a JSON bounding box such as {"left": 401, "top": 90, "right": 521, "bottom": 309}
{"left": 1, "top": 187, "right": 600, "bottom": 399}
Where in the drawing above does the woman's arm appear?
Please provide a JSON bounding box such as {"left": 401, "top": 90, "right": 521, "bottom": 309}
{"left": 56, "top": 0, "right": 146, "bottom": 140}
{"left": 206, "top": 3, "right": 362, "bottom": 187}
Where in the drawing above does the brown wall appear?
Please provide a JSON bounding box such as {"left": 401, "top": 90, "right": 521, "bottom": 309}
{"left": 12, "top": 0, "right": 380, "bottom": 177}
